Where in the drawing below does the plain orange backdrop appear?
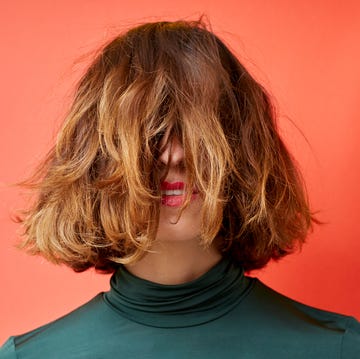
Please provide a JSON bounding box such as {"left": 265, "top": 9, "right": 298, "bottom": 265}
{"left": 1, "top": 0, "right": 360, "bottom": 344}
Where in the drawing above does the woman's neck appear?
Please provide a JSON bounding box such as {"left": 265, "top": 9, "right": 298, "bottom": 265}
{"left": 124, "top": 240, "right": 222, "bottom": 285}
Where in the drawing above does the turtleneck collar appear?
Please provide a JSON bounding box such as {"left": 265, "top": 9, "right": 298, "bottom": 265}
{"left": 103, "top": 256, "right": 254, "bottom": 328}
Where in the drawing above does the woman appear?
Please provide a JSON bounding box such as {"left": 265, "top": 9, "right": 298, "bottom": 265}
{"left": 1, "top": 19, "right": 359, "bottom": 358}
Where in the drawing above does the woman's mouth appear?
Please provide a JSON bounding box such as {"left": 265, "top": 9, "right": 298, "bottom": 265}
{"left": 160, "top": 181, "right": 198, "bottom": 207}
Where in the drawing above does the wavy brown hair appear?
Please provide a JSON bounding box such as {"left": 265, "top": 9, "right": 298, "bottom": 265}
{"left": 18, "top": 19, "right": 316, "bottom": 272}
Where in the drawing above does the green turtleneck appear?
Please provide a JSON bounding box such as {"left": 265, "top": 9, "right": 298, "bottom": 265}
{"left": 1, "top": 257, "right": 360, "bottom": 358}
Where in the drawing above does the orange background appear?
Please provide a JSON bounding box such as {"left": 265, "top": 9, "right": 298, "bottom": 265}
{"left": 1, "top": 0, "right": 359, "bottom": 343}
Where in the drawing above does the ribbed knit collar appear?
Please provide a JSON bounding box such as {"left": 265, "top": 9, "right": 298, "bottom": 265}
{"left": 103, "top": 256, "right": 253, "bottom": 328}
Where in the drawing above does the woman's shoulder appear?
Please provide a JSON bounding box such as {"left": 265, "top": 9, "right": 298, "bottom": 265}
{"left": 249, "top": 278, "right": 360, "bottom": 324}
{"left": 244, "top": 278, "right": 360, "bottom": 357}
{"left": 0, "top": 293, "right": 120, "bottom": 359}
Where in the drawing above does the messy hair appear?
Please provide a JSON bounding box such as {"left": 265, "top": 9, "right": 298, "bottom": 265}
{"left": 19, "top": 19, "right": 315, "bottom": 272}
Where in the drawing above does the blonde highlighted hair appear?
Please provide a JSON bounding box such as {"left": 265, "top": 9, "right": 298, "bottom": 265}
{"left": 19, "top": 19, "right": 315, "bottom": 272}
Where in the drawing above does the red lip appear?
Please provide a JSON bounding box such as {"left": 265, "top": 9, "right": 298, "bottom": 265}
{"left": 161, "top": 193, "right": 198, "bottom": 207}
{"left": 160, "top": 181, "right": 185, "bottom": 190}
{"left": 160, "top": 181, "right": 199, "bottom": 207}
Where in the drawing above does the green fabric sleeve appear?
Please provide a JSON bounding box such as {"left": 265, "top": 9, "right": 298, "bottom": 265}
{"left": 0, "top": 337, "right": 17, "bottom": 359}
{"left": 342, "top": 317, "right": 360, "bottom": 358}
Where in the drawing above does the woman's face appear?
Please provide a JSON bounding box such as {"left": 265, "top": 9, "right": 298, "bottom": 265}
{"left": 156, "top": 135, "right": 203, "bottom": 242}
